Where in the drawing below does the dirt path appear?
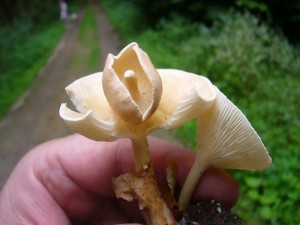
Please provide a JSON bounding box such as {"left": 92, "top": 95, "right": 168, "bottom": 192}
{"left": 0, "top": 2, "right": 180, "bottom": 188}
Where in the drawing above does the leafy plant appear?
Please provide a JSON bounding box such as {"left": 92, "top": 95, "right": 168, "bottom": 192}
{"left": 100, "top": 0, "right": 147, "bottom": 41}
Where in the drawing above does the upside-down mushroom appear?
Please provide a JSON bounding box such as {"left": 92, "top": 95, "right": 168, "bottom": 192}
{"left": 178, "top": 86, "right": 272, "bottom": 210}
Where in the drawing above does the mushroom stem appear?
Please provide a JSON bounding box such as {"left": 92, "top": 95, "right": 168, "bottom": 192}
{"left": 113, "top": 164, "right": 177, "bottom": 225}
{"left": 178, "top": 152, "right": 208, "bottom": 210}
{"left": 124, "top": 70, "right": 138, "bottom": 93}
{"left": 121, "top": 135, "right": 178, "bottom": 225}
{"left": 131, "top": 135, "right": 152, "bottom": 173}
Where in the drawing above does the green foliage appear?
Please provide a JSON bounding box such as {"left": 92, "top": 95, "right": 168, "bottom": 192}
{"left": 102, "top": 1, "right": 300, "bottom": 223}
{"left": 100, "top": 0, "right": 147, "bottom": 41}
{"left": 0, "top": 21, "right": 64, "bottom": 119}
{"left": 173, "top": 119, "right": 197, "bottom": 149}
{"left": 108, "top": 0, "right": 300, "bottom": 42}
{"left": 236, "top": 0, "right": 269, "bottom": 12}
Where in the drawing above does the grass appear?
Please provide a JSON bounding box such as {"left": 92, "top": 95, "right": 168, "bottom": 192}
{"left": 101, "top": 1, "right": 300, "bottom": 224}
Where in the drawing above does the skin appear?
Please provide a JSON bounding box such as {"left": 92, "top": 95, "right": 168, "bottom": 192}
{"left": 0, "top": 134, "right": 239, "bottom": 225}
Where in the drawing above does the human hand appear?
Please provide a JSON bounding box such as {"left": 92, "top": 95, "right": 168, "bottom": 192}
{"left": 0, "top": 134, "right": 239, "bottom": 225}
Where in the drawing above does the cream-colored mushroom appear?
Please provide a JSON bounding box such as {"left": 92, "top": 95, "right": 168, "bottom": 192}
{"left": 59, "top": 69, "right": 217, "bottom": 169}
{"left": 60, "top": 42, "right": 272, "bottom": 223}
{"left": 59, "top": 68, "right": 217, "bottom": 176}
{"left": 178, "top": 86, "right": 272, "bottom": 210}
{"left": 59, "top": 42, "right": 217, "bottom": 225}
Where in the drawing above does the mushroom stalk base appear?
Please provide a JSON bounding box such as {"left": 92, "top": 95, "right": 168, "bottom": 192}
{"left": 113, "top": 136, "right": 177, "bottom": 225}
{"left": 178, "top": 153, "right": 208, "bottom": 210}
{"left": 113, "top": 165, "right": 177, "bottom": 225}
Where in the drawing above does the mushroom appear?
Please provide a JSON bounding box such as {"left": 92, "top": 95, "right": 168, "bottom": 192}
{"left": 60, "top": 43, "right": 216, "bottom": 172}
{"left": 178, "top": 86, "right": 272, "bottom": 210}
{"left": 59, "top": 42, "right": 217, "bottom": 225}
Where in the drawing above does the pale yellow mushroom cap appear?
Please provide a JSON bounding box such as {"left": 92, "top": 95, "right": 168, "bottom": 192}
{"left": 59, "top": 73, "right": 117, "bottom": 141}
{"left": 59, "top": 70, "right": 216, "bottom": 141}
{"left": 59, "top": 42, "right": 217, "bottom": 142}
{"left": 197, "top": 86, "right": 272, "bottom": 170}
{"left": 178, "top": 86, "right": 272, "bottom": 210}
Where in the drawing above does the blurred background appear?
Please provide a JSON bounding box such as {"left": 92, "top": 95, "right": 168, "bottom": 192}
{"left": 0, "top": 0, "right": 299, "bottom": 224}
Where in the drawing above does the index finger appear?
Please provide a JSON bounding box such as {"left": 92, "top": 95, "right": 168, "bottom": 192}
{"left": 34, "top": 134, "right": 238, "bottom": 205}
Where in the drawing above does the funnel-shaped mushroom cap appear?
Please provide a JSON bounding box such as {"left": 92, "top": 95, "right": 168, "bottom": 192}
{"left": 103, "top": 42, "right": 162, "bottom": 124}
{"left": 178, "top": 87, "right": 271, "bottom": 210}
{"left": 59, "top": 67, "right": 217, "bottom": 142}
{"left": 197, "top": 87, "right": 272, "bottom": 170}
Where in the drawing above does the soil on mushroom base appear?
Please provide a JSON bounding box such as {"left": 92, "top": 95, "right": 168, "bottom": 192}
{"left": 181, "top": 200, "right": 244, "bottom": 225}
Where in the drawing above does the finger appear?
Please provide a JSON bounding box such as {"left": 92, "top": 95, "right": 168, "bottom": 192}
{"left": 0, "top": 145, "right": 141, "bottom": 224}
{"left": 30, "top": 134, "right": 238, "bottom": 220}
{"left": 0, "top": 134, "right": 238, "bottom": 225}
{"left": 30, "top": 136, "right": 141, "bottom": 221}
{"left": 39, "top": 134, "right": 238, "bottom": 205}
{"left": 0, "top": 153, "right": 70, "bottom": 225}
{"left": 146, "top": 138, "right": 239, "bottom": 206}
{"left": 192, "top": 167, "right": 239, "bottom": 206}
{"left": 35, "top": 134, "right": 190, "bottom": 197}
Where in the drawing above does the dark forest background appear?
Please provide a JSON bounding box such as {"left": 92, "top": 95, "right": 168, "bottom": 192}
{"left": 1, "top": 0, "right": 299, "bottom": 42}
